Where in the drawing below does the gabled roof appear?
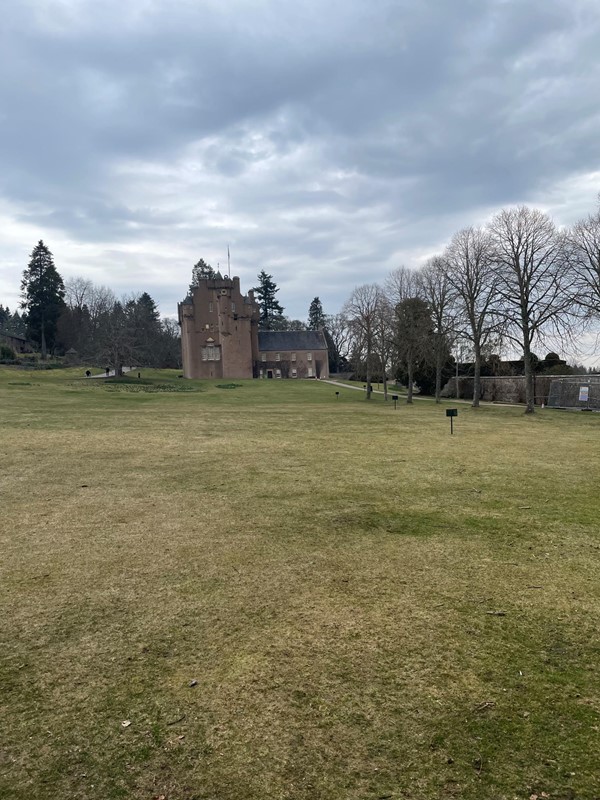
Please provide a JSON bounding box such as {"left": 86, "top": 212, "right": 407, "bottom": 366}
{"left": 258, "top": 330, "right": 328, "bottom": 352}
{"left": 0, "top": 329, "right": 27, "bottom": 341}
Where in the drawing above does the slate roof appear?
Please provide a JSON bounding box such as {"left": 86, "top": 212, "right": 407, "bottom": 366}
{"left": 258, "top": 330, "right": 328, "bottom": 352}
{"left": 0, "top": 329, "right": 27, "bottom": 341}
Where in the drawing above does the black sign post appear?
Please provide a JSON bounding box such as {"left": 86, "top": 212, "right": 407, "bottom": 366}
{"left": 446, "top": 408, "right": 458, "bottom": 434}
{"left": 392, "top": 394, "right": 399, "bottom": 410}
{"left": 335, "top": 391, "right": 340, "bottom": 400}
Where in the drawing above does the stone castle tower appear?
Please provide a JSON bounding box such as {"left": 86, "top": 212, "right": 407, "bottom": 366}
{"left": 178, "top": 275, "right": 260, "bottom": 379}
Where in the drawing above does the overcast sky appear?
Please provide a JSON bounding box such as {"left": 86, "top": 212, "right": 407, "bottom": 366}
{"left": 1, "top": 0, "right": 599, "bottom": 326}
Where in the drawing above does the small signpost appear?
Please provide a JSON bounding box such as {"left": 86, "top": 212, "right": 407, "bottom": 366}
{"left": 392, "top": 394, "right": 399, "bottom": 410}
{"left": 446, "top": 408, "right": 458, "bottom": 434}
{"left": 335, "top": 391, "right": 340, "bottom": 400}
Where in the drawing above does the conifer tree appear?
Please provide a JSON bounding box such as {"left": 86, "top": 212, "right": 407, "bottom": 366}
{"left": 253, "top": 270, "right": 285, "bottom": 330}
{"left": 20, "top": 241, "right": 65, "bottom": 358}
{"left": 188, "top": 258, "right": 216, "bottom": 295}
{"left": 307, "top": 297, "right": 326, "bottom": 329}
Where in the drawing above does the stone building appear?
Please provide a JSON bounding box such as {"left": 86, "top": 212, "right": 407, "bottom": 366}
{"left": 178, "top": 275, "right": 259, "bottom": 379}
{"left": 0, "top": 330, "right": 32, "bottom": 354}
{"left": 257, "top": 330, "right": 329, "bottom": 379}
{"left": 178, "top": 275, "right": 328, "bottom": 380}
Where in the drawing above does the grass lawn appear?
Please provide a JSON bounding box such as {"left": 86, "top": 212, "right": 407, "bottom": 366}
{"left": 1, "top": 368, "right": 599, "bottom": 800}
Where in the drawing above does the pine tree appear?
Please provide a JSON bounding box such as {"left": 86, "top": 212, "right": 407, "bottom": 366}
{"left": 253, "top": 270, "right": 285, "bottom": 330}
{"left": 10, "top": 310, "right": 27, "bottom": 337}
{"left": 188, "top": 258, "right": 216, "bottom": 295}
{"left": 307, "top": 297, "right": 326, "bottom": 330}
{"left": 20, "top": 241, "right": 65, "bottom": 358}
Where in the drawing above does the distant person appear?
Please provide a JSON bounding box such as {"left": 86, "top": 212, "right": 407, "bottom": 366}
{"left": 85, "top": 370, "right": 91, "bottom": 378}
{"left": 105, "top": 366, "right": 110, "bottom": 377}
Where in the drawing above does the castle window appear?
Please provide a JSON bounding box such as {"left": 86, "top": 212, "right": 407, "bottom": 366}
{"left": 259, "top": 369, "right": 264, "bottom": 378}
{"left": 307, "top": 352, "right": 312, "bottom": 362}
{"left": 201, "top": 345, "right": 221, "bottom": 362}
{"left": 231, "top": 302, "right": 236, "bottom": 313}
{"left": 261, "top": 353, "right": 266, "bottom": 362}
{"left": 307, "top": 367, "right": 313, "bottom": 377}
{"left": 275, "top": 353, "right": 281, "bottom": 361}
{"left": 209, "top": 302, "right": 213, "bottom": 312}
{"left": 276, "top": 369, "right": 281, "bottom": 378}
{"left": 291, "top": 368, "right": 297, "bottom": 378}
{"left": 291, "top": 353, "right": 296, "bottom": 362}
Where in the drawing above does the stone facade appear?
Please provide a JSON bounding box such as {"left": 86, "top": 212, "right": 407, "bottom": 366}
{"left": 178, "top": 276, "right": 329, "bottom": 380}
{"left": 257, "top": 330, "right": 329, "bottom": 379}
{"left": 178, "top": 276, "right": 259, "bottom": 379}
{"left": 0, "top": 330, "right": 32, "bottom": 354}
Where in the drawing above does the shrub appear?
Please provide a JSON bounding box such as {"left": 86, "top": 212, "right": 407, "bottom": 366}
{"left": 0, "top": 344, "right": 16, "bottom": 360}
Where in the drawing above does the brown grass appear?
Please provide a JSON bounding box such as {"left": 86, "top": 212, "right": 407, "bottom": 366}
{"left": 1, "top": 370, "right": 599, "bottom": 799}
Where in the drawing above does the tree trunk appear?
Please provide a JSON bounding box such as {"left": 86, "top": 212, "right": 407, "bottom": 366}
{"left": 406, "top": 360, "right": 414, "bottom": 404}
{"left": 455, "top": 357, "right": 460, "bottom": 399}
{"left": 434, "top": 341, "right": 442, "bottom": 403}
{"left": 472, "top": 344, "right": 481, "bottom": 408}
{"left": 41, "top": 314, "right": 47, "bottom": 360}
{"left": 523, "top": 339, "right": 535, "bottom": 413}
{"left": 365, "top": 346, "right": 372, "bottom": 400}
{"left": 383, "top": 374, "right": 388, "bottom": 400}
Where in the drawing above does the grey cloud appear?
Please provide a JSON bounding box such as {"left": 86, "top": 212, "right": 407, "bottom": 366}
{"left": 1, "top": 0, "right": 600, "bottom": 322}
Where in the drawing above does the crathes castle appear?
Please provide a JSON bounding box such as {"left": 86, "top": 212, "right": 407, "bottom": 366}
{"left": 178, "top": 274, "right": 329, "bottom": 380}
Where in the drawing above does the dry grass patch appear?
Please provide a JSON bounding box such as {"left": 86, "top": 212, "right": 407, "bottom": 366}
{"left": 1, "top": 369, "right": 599, "bottom": 799}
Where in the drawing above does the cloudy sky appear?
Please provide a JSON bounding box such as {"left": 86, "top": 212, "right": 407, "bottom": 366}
{"left": 1, "top": 0, "right": 599, "bottom": 324}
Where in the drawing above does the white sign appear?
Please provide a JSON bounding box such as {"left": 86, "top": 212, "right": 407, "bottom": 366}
{"left": 579, "top": 386, "right": 589, "bottom": 402}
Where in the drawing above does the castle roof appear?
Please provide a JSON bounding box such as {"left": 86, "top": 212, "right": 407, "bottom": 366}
{"left": 258, "top": 330, "right": 328, "bottom": 352}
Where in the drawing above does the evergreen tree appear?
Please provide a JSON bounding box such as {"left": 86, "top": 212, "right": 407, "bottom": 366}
{"left": 253, "top": 270, "right": 285, "bottom": 330}
{"left": 10, "top": 310, "right": 27, "bottom": 337}
{"left": 189, "top": 258, "right": 216, "bottom": 295}
{"left": 0, "top": 305, "right": 9, "bottom": 329}
{"left": 20, "top": 241, "right": 65, "bottom": 358}
{"left": 307, "top": 297, "right": 326, "bottom": 329}
{"left": 129, "top": 293, "right": 162, "bottom": 365}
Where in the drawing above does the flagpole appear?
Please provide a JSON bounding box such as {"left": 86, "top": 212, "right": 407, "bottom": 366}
{"left": 227, "top": 245, "right": 231, "bottom": 278}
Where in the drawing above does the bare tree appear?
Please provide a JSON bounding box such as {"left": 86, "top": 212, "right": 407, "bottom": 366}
{"left": 343, "top": 283, "right": 379, "bottom": 398}
{"left": 567, "top": 202, "right": 600, "bottom": 318}
{"left": 372, "top": 287, "right": 395, "bottom": 400}
{"left": 385, "top": 265, "right": 419, "bottom": 306}
{"left": 444, "top": 227, "right": 498, "bottom": 407}
{"left": 394, "top": 296, "right": 434, "bottom": 403}
{"left": 417, "top": 256, "right": 455, "bottom": 403}
{"left": 326, "top": 312, "right": 354, "bottom": 370}
{"left": 87, "top": 285, "right": 116, "bottom": 325}
{"left": 64, "top": 277, "right": 93, "bottom": 310}
{"left": 489, "top": 206, "right": 572, "bottom": 413}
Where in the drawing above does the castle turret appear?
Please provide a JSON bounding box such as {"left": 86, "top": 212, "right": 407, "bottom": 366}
{"left": 178, "top": 275, "right": 259, "bottom": 379}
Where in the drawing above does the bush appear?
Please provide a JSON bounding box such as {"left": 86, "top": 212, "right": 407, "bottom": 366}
{"left": 0, "top": 344, "right": 16, "bottom": 360}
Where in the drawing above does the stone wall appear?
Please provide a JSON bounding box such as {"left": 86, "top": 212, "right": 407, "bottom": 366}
{"left": 547, "top": 377, "right": 600, "bottom": 409}
{"left": 441, "top": 374, "right": 581, "bottom": 405}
